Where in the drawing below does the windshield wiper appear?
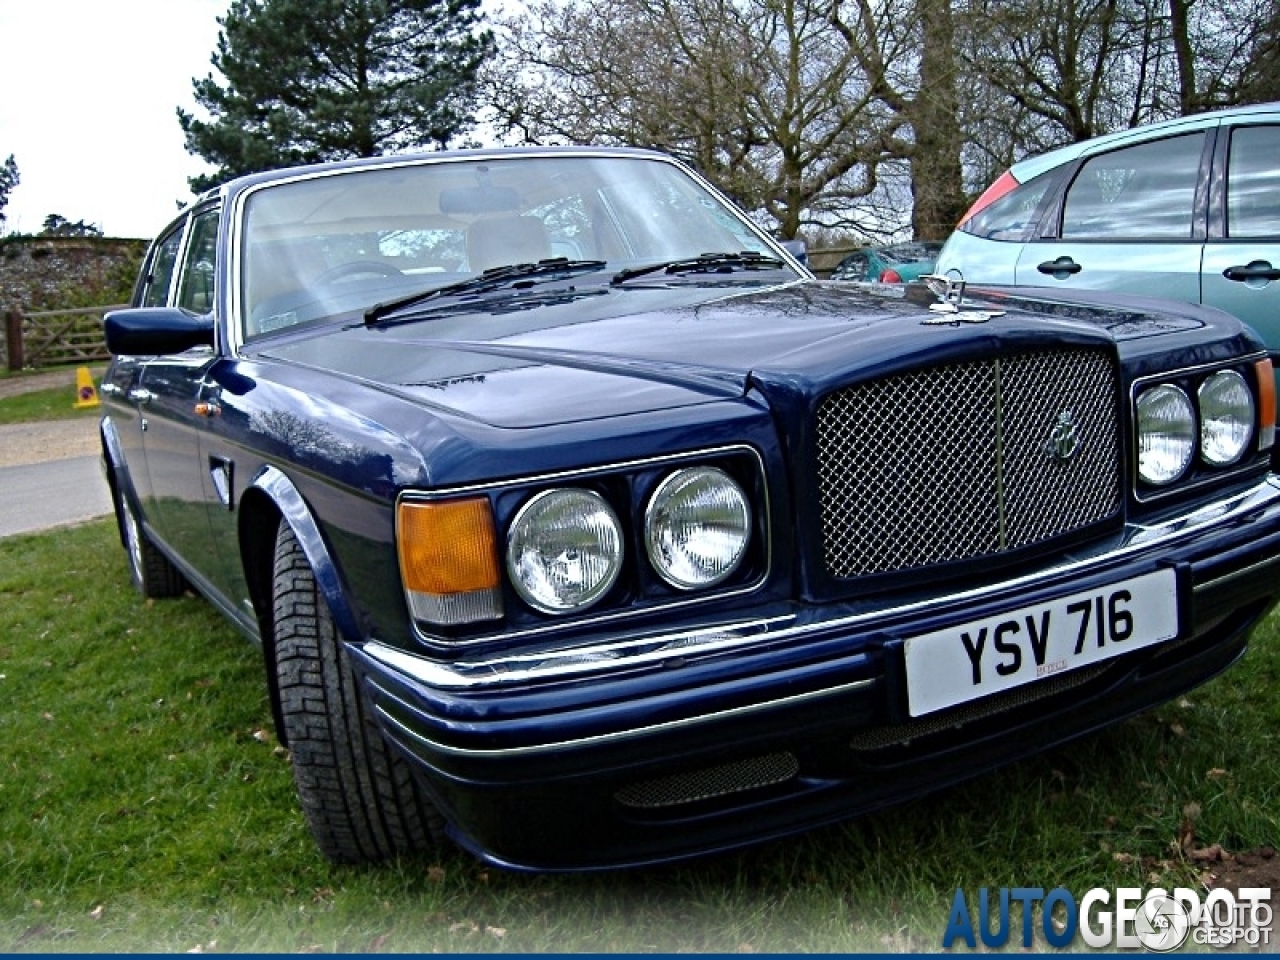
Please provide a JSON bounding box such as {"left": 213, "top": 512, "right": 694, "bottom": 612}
{"left": 364, "top": 258, "right": 608, "bottom": 324}
{"left": 610, "top": 251, "right": 787, "bottom": 285}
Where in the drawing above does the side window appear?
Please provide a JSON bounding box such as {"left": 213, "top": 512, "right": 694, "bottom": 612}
{"left": 176, "top": 209, "right": 220, "bottom": 314}
{"left": 1061, "top": 133, "right": 1205, "bottom": 240}
{"left": 960, "top": 168, "right": 1064, "bottom": 242}
{"left": 140, "top": 225, "right": 185, "bottom": 307}
{"left": 1226, "top": 126, "right": 1280, "bottom": 239}
{"left": 842, "top": 254, "right": 868, "bottom": 280}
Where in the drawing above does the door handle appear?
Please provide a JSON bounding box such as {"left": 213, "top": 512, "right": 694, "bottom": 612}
{"left": 127, "top": 387, "right": 154, "bottom": 404}
{"left": 1223, "top": 263, "right": 1280, "bottom": 282}
{"left": 1037, "top": 256, "right": 1083, "bottom": 277}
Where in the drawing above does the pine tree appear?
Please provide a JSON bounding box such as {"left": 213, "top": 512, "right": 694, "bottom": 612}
{"left": 178, "top": 0, "right": 493, "bottom": 193}
{"left": 0, "top": 155, "right": 19, "bottom": 230}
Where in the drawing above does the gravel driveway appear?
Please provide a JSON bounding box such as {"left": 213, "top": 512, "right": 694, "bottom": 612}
{"left": 0, "top": 418, "right": 101, "bottom": 468}
{"left": 0, "top": 370, "right": 111, "bottom": 536}
{"left": 0, "top": 367, "right": 104, "bottom": 466}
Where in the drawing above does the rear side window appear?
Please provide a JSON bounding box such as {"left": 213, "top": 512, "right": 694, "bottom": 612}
{"left": 1226, "top": 125, "right": 1280, "bottom": 239}
{"left": 177, "top": 209, "right": 220, "bottom": 314}
{"left": 838, "top": 253, "right": 869, "bottom": 279}
{"left": 140, "top": 225, "right": 185, "bottom": 307}
{"left": 1061, "top": 133, "right": 1205, "bottom": 239}
{"left": 960, "top": 168, "right": 1063, "bottom": 242}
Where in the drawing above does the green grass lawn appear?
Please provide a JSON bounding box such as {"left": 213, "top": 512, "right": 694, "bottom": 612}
{"left": 1, "top": 519, "right": 1277, "bottom": 952}
{"left": 0, "top": 384, "right": 102, "bottom": 425}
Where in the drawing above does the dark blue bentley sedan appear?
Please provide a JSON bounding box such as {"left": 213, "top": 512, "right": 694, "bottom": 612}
{"left": 100, "top": 147, "right": 1280, "bottom": 871}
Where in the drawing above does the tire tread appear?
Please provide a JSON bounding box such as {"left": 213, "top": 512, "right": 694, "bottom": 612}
{"left": 271, "top": 521, "right": 442, "bottom": 863}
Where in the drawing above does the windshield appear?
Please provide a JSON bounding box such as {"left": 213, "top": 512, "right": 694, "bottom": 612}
{"left": 239, "top": 154, "right": 789, "bottom": 340}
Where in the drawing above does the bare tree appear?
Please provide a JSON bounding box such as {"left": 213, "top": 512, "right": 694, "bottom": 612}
{"left": 958, "top": 0, "right": 1151, "bottom": 144}
{"left": 1234, "top": 0, "right": 1280, "bottom": 101}
{"left": 1179, "top": 0, "right": 1280, "bottom": 107}
{"left": 957, "top": 0, "right": 1277, "bottom": 173}
{"left": 909, "top": 0, "right": 967, "bottom": 237}
{"left": 486, "top": 0, "right": 911, "bottom": 238}
{"left": 485, "top": 0, "right": 1277, "bottom": 243}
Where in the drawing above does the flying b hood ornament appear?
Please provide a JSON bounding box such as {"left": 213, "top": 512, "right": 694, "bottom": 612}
{"left": 921, "top": 273, "right": 1005, "bottom": 325}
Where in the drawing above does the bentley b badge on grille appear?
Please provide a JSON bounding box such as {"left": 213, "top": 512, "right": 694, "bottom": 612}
{"left": 1046, "top": 410, "right": 1081, "bottom": 462}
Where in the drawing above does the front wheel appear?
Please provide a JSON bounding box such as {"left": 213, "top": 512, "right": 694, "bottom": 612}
{"left": 271, "top": 519, "right": 442, "bottom": 863}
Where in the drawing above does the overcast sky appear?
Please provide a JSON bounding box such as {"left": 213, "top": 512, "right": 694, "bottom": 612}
{"left": 0, "top": 0, "right": 228, "bottom": 239}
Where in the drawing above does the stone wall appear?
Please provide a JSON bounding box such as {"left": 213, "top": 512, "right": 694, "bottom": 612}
{"left": 0, "top": 236, "right": 147, "bottom": 368}
{"left": 0, "top": 236, "right": 146, "bottom": 312}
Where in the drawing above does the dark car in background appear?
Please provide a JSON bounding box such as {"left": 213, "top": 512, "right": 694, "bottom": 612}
{"left": 934, "top": 103, "right": 1280, "bottom": 382}
{"left": 100, "top": 146, "right": 1280, "bottom": 871}
{"left": 831, "top": 241, "right": 941, "bottom": 283}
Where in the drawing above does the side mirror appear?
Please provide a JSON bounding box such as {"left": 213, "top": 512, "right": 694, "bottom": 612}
{"left": 104, "top": 308, "right": 215, "bottom": 356}
{"left": 779, "top": 239, "right": 808, "bottom": 267}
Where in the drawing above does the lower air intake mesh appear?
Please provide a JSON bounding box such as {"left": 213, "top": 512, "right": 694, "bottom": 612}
{"left": 615, "top": 752, "right": 799, "bottom": 809}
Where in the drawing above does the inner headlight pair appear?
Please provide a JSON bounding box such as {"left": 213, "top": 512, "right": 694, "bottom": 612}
{"left": 507, "top": 466, "right": 751, "bottom": 614}
{"left": 1136, "top": 370, "right": 1254, "bottom": 486}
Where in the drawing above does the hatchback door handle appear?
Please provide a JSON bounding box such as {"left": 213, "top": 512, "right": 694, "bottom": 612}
{"left": 1037, "top": 256, "right": 1083, "bottom": 277}
{"left": 1223, "top": 262, "right": 1280, "bottom": 282}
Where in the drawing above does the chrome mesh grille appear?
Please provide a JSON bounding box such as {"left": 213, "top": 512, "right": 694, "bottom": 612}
{"left": 816, "top": 349, "right": 1121, "bottom": 578}
{"left": 614, "top": 752, "right": 799, "bottom": 809}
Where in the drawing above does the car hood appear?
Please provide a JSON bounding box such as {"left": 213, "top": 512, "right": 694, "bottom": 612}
{"left": 252, "top": 279, "right": 1220, "bottom": 429}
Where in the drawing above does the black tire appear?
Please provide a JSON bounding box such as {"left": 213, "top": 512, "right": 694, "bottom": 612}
{"left": 271, "top": 519, "right": 442, "bottom": 863}
{"left": 115, "top": 486, "right": 186, "bottom": 598}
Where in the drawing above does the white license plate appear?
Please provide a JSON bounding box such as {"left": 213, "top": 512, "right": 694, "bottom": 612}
{"left": 904, "top": 568, "right": 1179, "bottom": 717}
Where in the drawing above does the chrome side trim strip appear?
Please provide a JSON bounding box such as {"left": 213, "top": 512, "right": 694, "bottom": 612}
{"left": 362, "top": 478, "right": 1280, "bottom": 691}
{"left": 371, "top": 676, "right": 875, "bottom": 758}
{"left": 1191, "top": 550, "right": 1280, "bottom": 593}
{"left": 363, "top": 615, "right": 791, "bottom": 688}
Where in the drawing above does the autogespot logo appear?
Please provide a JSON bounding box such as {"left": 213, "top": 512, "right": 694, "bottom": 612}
{"left": 942, "top": 886, "right": 1273, "bottom": 951}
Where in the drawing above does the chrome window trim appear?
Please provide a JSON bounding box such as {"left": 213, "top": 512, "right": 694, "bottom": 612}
{"left": 142, "top": 214, "right": 192, "bottom": 309}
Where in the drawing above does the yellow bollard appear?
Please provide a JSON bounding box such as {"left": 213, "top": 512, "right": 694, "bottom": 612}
{"left": 73, "top": 366, "right": 100, "bottom": 409}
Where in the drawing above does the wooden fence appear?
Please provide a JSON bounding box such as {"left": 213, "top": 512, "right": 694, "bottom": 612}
{"left": 2, "top": 304, "right": 125, "bottom": 371}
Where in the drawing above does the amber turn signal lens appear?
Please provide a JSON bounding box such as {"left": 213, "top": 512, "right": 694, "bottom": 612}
{"left": 1254, "top": 358, "right": 1276, "bottom": 450}
{"left": 397, "top": 498, "right": 500, "bottom": 594}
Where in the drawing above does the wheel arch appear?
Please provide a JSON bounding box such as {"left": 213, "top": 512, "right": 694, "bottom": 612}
{"left": 99, "top": 416, "right": 138, "bottom": 549}
{"left": 240, "top": 465, "right": 370, "bottom": 746}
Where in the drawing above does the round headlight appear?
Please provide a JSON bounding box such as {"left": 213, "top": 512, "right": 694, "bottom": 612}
{"left": 506, "top": 489, "right": 623, "bottom": 614}
{"left": 1136, "top": 384, "right": 1195, "bottom": 485}
{"left": 645, "top": 466, "right": 751, "bottom": 590}
{"left": 1199, "top": 370, "right": 1254, "bottom": 466}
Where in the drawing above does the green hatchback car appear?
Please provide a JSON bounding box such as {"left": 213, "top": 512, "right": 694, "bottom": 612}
{"left": 935, "top": 103, "right": 1280, "bottom": 377}
{"left": 831, "top": 241, "right": 941, "bottom": 283}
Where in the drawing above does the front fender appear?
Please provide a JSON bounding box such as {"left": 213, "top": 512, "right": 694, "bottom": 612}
{"left": 245, "top": 464, "right": 368, "bottom": 646}
{"left": 99, "top": 415, "right": 138, "bottom": 545}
